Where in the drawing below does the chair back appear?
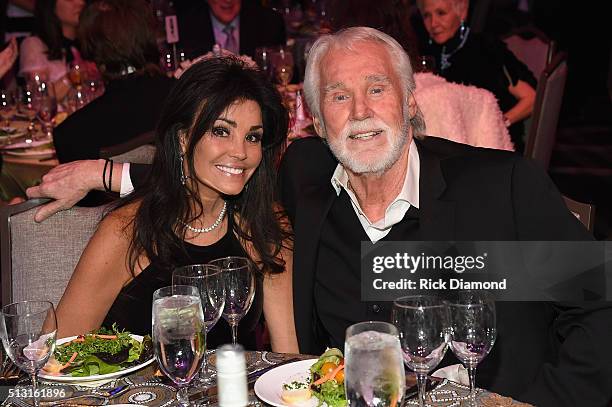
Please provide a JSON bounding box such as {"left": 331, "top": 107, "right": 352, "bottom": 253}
{"left": 503, "top": 26, "right": 552, "bottom": 79}
{"left": 1, "top": 199, "right": 107, "bottom": 307}
{"left": 562, "top": 195, "right": 595, "bottom": 232}
{"left": 524, "top": 52, "right": 568, "bottom": 170}
{"left": 100, "top": 131, "right": 156, "bottom": 164}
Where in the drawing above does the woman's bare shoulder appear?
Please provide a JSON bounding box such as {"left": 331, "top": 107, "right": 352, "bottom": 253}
{"left": 97, "top": 201, "right": 141, "bottom": 239}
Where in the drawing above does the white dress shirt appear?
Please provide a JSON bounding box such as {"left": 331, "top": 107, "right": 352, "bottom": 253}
{"left": 331, "top": 140, "right": 420, "bottom": 242}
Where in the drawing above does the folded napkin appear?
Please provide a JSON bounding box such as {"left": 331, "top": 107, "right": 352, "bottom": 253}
{"left": 432, "top": 363, "right": 469, "bottom": 385}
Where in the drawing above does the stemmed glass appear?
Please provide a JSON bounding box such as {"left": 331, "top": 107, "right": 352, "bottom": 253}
{"left": 392, "top": 296, "right": 449, "bottom": 407}
{"left": 0, "top": 301, "right": 57, "bottom": 407}
{"left": 152, "top": 285, "right": 206, "bottom": 407}
{"left": 344, "top": 321, "right": 405, "bottom": 407}
{"left": 33, "top": 82, "right": 57, "bottom": 139}
{"left": 447, "top": 291, "right": 497, "bottom": 406}
{"left": 0, "top": 90, "right": 16, "bottom": 127}
{"left": 254, "top": 46, "right": 274, "bottom": 82}
{"left": 208, "top": 256, "right": 255, "bottom": 346}
{"left": 173, "top": 264, "right": 225, "bottom": 386}
{"left": 271, "top": 47, "right": 294, "bottom": 92}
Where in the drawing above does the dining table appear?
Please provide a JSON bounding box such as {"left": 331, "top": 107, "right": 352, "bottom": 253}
{"left": 0, "top": 120, "right": 58, "bottom": 201}
{"left": 0, "top": 351, "right": 532, "bottom": 407}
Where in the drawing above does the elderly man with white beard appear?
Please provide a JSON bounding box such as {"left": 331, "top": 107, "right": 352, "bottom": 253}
{"left": 24, "top": 27, "right": 612, "bottom": 407}
{"left": 280, "top": 27, "right": 611, "bottom": 407}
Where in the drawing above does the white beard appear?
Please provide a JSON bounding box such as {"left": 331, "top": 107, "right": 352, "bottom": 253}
{"left": 325, "top": 115, "right": 411, "bottom": 175}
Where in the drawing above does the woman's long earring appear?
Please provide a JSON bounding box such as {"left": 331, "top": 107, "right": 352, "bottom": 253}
{"left": 179, "top": 154, "right": 188, "bottom": 185}
{"left": 459, "top": 20, "right": 466, "bottom": 41}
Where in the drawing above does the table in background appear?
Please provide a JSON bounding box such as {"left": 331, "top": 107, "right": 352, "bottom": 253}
{"left": 0, "top": 155, "right": 57, "bottom": 201}
{"left": 1, "top": 351, "right": 531, "bottom": 406}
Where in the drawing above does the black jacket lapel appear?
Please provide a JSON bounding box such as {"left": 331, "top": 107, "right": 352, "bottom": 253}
{"left": 415, "top": 138, "right": 456, "bottom": 241}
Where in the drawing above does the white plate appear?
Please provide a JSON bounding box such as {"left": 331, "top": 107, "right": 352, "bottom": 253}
{"left": 39, "top": 334, "right": 154, "bottom": 383}
{"left": 3, "top": 148, "right": 55, "bottom": 159}
{"left": 254, "top": 359, "right": 319, "bottom": 407}
{"left": 1, "top": 137, "right": 52, "bottom": 150}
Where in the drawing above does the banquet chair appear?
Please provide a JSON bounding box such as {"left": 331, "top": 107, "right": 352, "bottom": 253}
{"left": 100, "top": 131, "right": 156, "bottom": 164}
{"left": 524, "top": 52, "right": 568, "bottom": 170}
{"left": 562, "top": 195, "right": 595, "bottom": 232}
{"left": 1, "top": 199, "right": 107, "bottom": 307}
{"left": 503, "top": 26, "right": 552, "bottom": 79}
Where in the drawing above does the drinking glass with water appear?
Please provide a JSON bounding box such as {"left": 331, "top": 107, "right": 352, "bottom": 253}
{"left": 344, "top": 321, "right": 405, "bottom": 407}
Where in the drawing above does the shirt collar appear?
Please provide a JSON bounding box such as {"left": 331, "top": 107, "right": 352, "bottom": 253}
{"left": 331, "top": 138, "right": 420, "bottom": 209}
{"left": 209, "top": 10, "right": 240, "bottom": 32}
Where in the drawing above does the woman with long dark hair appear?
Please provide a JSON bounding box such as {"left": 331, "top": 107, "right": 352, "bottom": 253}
{"left": 53, "top": 56, "right": 298, "bottom": 352}
{"left": 19, "top": 0, "right": 85, "bottom": 99}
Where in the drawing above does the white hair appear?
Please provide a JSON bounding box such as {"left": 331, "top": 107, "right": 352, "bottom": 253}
{"left": 303, "top": 26, "right": 426, "bottom": 138}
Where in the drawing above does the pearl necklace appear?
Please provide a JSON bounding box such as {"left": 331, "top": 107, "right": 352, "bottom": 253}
{"left": 179, "top": 201, "right": 227, "bottom": 233}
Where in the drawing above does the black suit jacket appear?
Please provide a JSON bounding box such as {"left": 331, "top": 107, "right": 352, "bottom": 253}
{"left": 279, "top": 137, "right": 612, "bottom": 407}
{"left": 175, "top": 1, "right": 286, "bottom": 59}
{"left": 54, "top": 73, "right": 175, "bottom": 163}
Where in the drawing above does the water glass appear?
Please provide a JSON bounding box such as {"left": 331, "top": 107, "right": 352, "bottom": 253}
{"left": 152, "top": 285, "right": 206, "bottom": 406}
{"left": 173, "top": 264, "right": 225, "bottom": 385}
{"left": 392, "top": 296, "right": 449, "bottom": 407}
{"left": 448, "top": 291, "right": 496, "bottom": 406}
{"left": 0, "top": 301, "right": 57, "bottom": 407}
{"left": 344, "top": 321, "right": 405, "bottom": 407}
{"left": 208, "top": 256, "right": 255, "bottom": 346}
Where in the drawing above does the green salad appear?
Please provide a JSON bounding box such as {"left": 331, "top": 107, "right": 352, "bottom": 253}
{"left": 309, "top": 348, "right": 347, "bottom": 407}
{"left": 47, "top": 324, "right": 153, "bottom": 377}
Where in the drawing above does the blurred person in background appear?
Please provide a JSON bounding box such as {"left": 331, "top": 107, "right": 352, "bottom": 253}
{"left": 52, "top": 0, "right": 175, "bottom": 163}
{"left": 327, "top": 0, "right": 421, "bottom": 62}
{"left": 417, "top": 0, "right": 536, "bottom": 151}
{"left": 175, "top": 0, "right": 286, "bottom": 59}
{"left": 19, "top": 0, "right": 85, "bottom": 100}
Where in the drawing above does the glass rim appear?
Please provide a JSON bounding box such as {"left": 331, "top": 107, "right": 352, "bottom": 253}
{"left": 1, "top": 300, "right": 54, "bottom": 316}
{"left": 153, "top": 284, "right": 198, "bottom": 297}
{"left": 393, "top": 295, "right": 446, "bottom": 309}
{"left": 346, "top": 320, "right": 398, "bottom": 334}
{"left": 174, "top": 263, "right": 223, "bottom": 278}
{"left": 208, "top": 256, "right": 252, "bottom": 271}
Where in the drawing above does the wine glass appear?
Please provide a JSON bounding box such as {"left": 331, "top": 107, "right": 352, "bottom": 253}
{"left": 392, "top": 295, "right": 449, "bottom": 407}
{"left": 0, "top": 301, "right": 57, "bottom": 407}
{"left": 32, "top": 82, "right": 57, "bottom": 139}
{"left": 208, "top": 256, "right": 255, "bottom": 346}
{"left": 173, "top": 264, "right": 225, "bottom": 386}
{"left": 271, "top": 47, "right": 294, "bottom": 91}
{"left": 68, "top": 62, "right": 83, "bottom": 88}
{"left": 344, "top": 321, "right": 405, "bottom": 407}
{"left": 254, "top": 46, "right": 274, "bottom": 82}
{"left": 0, "top": 90, "right": 16, "bottom": 127}
{"left": 152, "top": 285, "right": 206, "bottom": 407}
{"left": 447, "top": 291, "right": 496, "bottom": 406}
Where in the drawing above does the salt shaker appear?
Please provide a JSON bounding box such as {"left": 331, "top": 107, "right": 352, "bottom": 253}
{"left": 216, "top": 344, "right": 248, "bottom": 407}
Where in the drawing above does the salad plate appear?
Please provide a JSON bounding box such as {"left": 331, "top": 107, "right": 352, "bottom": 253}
{"left": 39, "top": 334, "right": 154, "bottom": 383}
{"left": 254, "top": 359, "right": 318, "bottom": 407}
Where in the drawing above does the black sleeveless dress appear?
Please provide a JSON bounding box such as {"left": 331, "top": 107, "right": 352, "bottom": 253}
{"left": 102, "top": 216, "right": 263, "bottom": 350}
